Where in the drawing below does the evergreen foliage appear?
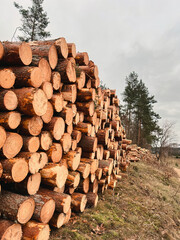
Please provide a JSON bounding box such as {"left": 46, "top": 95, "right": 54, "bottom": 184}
{"left": 14, "top": 0, "right": 51, "bottom": 41}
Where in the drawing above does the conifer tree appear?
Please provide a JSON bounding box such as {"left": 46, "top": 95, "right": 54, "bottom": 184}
{"left": 14, "top": 0, "right": 51, "bottom": 41}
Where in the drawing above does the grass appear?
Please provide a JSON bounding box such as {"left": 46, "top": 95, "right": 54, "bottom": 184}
{"left": 50, "top": 157, "right": 180, "bottom": 240}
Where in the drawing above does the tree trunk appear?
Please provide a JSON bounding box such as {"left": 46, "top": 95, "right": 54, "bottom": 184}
{"left": 22, "top": 136, "right": 40, "bottom": 152}
{"left": 76, "top": 101, "right": 94, "bottom": 116}
{"left": 71, "top": 192, "right": 87, "bottom": 212}
{"left": 56, "top": 60, "right": 76, "bottom": 83}
{"left": 75, "top": 52, "right": 89, "bottom": 65}
{"left": 47, "top": 143, "right": 62, "bottom": 163}
{"left": 50, "top": 93, "right": 63, "bottom": 113}
{"left": 0, "top": 219, "right": 22, "bottom": 240}
{"left": 0, "top": 68, "right": 16, "bottom": 89}
{"left": 44, "top": 117, "right": 65, "bottom": 140}
{"left": 41, "top": 101, "right": 54, "bottom": 124}
{"left": 86, "top": 192, "right": 98, "bottom": 207}
{"left": 0, "top": 126, "right": 6, "bottom": 149}
{"left": 61, "top": 84, "right": 77, "bottom": 103}
{"left": 62, "top": 150, "right": 81, "bottom": 171}
{"left": 0, "top": 90, "right": 18, "bottom": 111}
{"left": 49, "top": 212, "right": 65, "bottom": 228}
{"left": 19, "top": 116, "right": 43, "bottom": 136}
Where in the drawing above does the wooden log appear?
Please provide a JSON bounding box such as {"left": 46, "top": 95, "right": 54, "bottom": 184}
{"left": 74, "top": 122, "right": 92, "bottom": 135}
{"left": 80, "top": 158, "right": 98, "bottom": 174}
{"left": 31, "top": 194, "right": 55, "bottom": 224}
{"left": 44, "top": 117, "right": 65, "bottom": 140}
{"left": 66, "top": 171, "right": 80, "bottom": 189}
{"left": 76, "top": 101, "right": 94, "bottom": 116}
{"left": 77, "top": 88, "right": 95, "bottom": 102}
{"left": 0, "top": 111, "right": 21, "bottom": 130}
{"left": 0, "top": 157, "right": 28, "bottom": 183}
{"left": 76, "top": 71, "right": 86, "bottom": 90}
{"left": 0, "top": 219, "right": 22, "bottom": 240}
{"left": 0, "top": 162, "right": 3, "bottom": 178}
{"left": 81, "top": 151, "right": 95, "bottom": 159}
{"left": 15, "top": 173, "right": 41, "bottom": 196}
{"left": 51, "top": 71, "right": 61, "bottom": 90}
{"left": 40, "top": 81, "right": 53, "bottom": 100}
{"left": 37, "top": 188, "right": 71, "bottom": 214}
{"left": 0, "top": 90, "right": 18, "bottom": 111}
{"left": 75, "top": 52, "right": 89, "bottom": 65}
{"left": 84, "top": 112, "right": 97, "bottom": 126}
{"left": 62, "top": 150, "right": 81, "bottom": 171}
{"left": 0, "top": 68, "right": 16, "bottom": 89}
{"left": 63, "top": 208, "right": 71, "bottom": 225}
{"left": 77, "top": 162, "right": 90, "bottom": 179}
{"left": 73, "top": 112, "right": 79, "bottom": 125}
{"left": 97, "top": 129, "right": 109, "bottom": 145}
{"left": 89, "top": 178, "right": 98, "bottom": 194}
{"left": 47, "top": 143, "right": 62, "bottom": 163}
{"left": 49, "top": 212, "right": 65, "bottom": 228}
{"left": 41, "top": 101, "right": 54, "bottom": 124}
{"left": 95, "top": 168, "right": 103, "bottom": 180}
{"left": 85, "top": 78, "right": 91, "bottom": 89}
{"left": 78, "top": 135, "right": 97, "bottom": 153}
{"left": 86, "top": 192, "right": 98, "bottom": 207}
{"left": 67, "top": 43, "right": 76, "bottom": 58}
{"left": 71, "top": 193, "right": 87, "bottom": 212}
{"left": 56, "top": 60, "right": 76, "bottom": 83}
{"left": 0, "top": 126, "right": 6, "bottom": 149}
{"left": 0, "top": 41, "right": 32, "bottom": 66}
{"left": 35, "top": 57, "right": 52, "bottom": 82}
{"left": 40, "top": 163, "right": 68, "bottom": 189}
{"left": 2, "top": 132, "right": 23, "bottom": 158}
{"left": 39, "top": 152, "right": 48, "bottom": 169}
{"left": 66, "top": 103, "right": 77, "bottom": 117}
{"left": 19, "top": 116, "right": 43, "bottom": 136}
{"left": 22, "top": 221, "right": 50, "bottom": 240}
{"left": 30, "top": 43, "right": 58, "bottom": 69}
{"left": 22, "top": 136, "right": 40, "bottom": 153}
{"left": 91, "top": 77, "right": 100, "bottom": 88}
{"left": 17, "top": 152, "right": 41, "bottom": 174}
{"left": 12, "top": 88, "right": 47, "bottom": 116}
{"left": 60, "top": 133, "right": 72, "bottom": 153}
{"left": 40, "top": 131, "right": 53, "bottom": 151}
{"left": 0, "top": 190, "right": 35, "bottom": 224}
{"left": 76, "top": 177, "right": 89, "bottom": 194}
{"left": 79, "top": 111, "right": 84, "bottom": 122}
{"left": 61, "top": 84, "right": 77, "bottom": 103}
{"left": 59, "top": 107, "right": 73, "bottom": 125}
{"left": 99, "top": 160, "right": 113, "bottom": 176}
{"left": 79, "top": 65, "right": 98, "bottom": 79}
{"left": 50, "top": 93, "right": 63, "bottom": 113}
{"left": 103, "top": 150, "right": 110, "bottom": 160}
{"left": 66, "top": 123, "right": 73, "bottom": 135}
{"left": 71, "top": 139, "right": 77, "bottom": 151}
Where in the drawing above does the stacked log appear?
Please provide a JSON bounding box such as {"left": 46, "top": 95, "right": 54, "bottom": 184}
{"left": 0, "top": 38, "right": 132, "bottom": 239}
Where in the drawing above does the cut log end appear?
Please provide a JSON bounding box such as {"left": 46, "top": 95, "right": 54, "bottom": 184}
{"left": 50, "top": 212, "right": 65, "bottom": 228}
{"left": 0, "top": 126, "right": 6, "bottom": 149}
{"left": 27, "top": 173, "right": 41, "bottom": 195}
{"left": 4, "top": 91, "right": 18, "bottom": 110}
{"left": 41, "top": 101, "right": 54, "bottom": 124}
{"left": 32, "top": 89, "right": 48, "bottom": 116}
{"left": 38, "top": 58, "right": 52, "bottom": 82}
{"left": 7, "top": 112, "right": 21, "bottom": 129}
{"left": 3, "top": 133, "right": 23, "bottom": 159}
{"left": 0, "top": 221, "right": 22, "bottom": 240}
{"left": 19, "top": 42, "right": 32, "bottom": 65}
{"left": 49, "top": 45, "right": 58, "bottom": 69}
{"left": 53, "top": 117, "right": 65, "bottom": 140}
{"left": 17, "top": 198, "right": 35, "bottom": 224}
{"left": 12, "top": 158, "right": 29, "bottom": 182}
{"left": 30, "top": 67, "right": 43, "bottom": 88}
{"left": 0, "top": 69, "right": 15, "bottom": 89}
{"left": 40, "top": 199, "right": 56, "bottom": 224}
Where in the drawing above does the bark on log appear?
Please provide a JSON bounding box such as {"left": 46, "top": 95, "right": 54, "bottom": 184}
{"left": 62, "top": 150, "right": 81, "bottom": 171}
{"left": 44, "top": 117, "right": 65, "bottom": 140}
{"left": 95, "top": 168, "right": 103, "bottom": 180}
{"left": 89, "top": 178, "right": 98, "bottom": 194}
{"left": 86, "top": 192, "right": 98, "bottom": 207}
{"left": 77, "top": 162, "right": 90, "bottom": 179}
{"left": 22, "top": 221, "right": 50, "bottom": 240}
{"left": 0, "top": 111, "right": 21, "bottom": 130}
{"left": 49, "top": 212, "right": 65, "bottom": 228}
{"left": 59, "top": 107, "right": 73, "bottom": 126}
{"left": 76, "top": 177, "right": 89, "bottom": 194}
{"left": 77, "top": 88, "right": 95, "bottom": 102}
{"left": 71, "top": 193, "right": 87, "bottom": 212}
{"left": 60, "top": 133, "right": 72, "bottom": 153}
{"left": 71, "top": 130, "right": 82, "bottom": 143}
{"left": 74, "top": 122, "right": 92, "bottom": 135}
{"left": 19, "top": 116, "right": 43, "bottom": 136}
{"left": 79, "top": 65, "right": 98, "bottom": 79}
{"left": 75, "top": 52, "right": 89, "bottom": 66}
{"left": 0, "top": 68, "right": 16, "bottom": 89}
{"left": 61, "top": 84, "right": 77, "bottom": 103}
{"left": 80, "top": 158, "right": 98, "bottom": 174}
{"left": 22, "top": 136, "right": 40, "bottom": 152}
{"left": 0, "top": 90, "right": 18, "bottom": 111}
{"left": 84, "top": 112, "right": 97, "bottom": 126}
{"left": 66, "top": 171, "right": 80, "bottom": 188}
{"left": 76, "top": 101, "right": 94, "bottom": 116}
{"left": 17, "top": 152, "right": 41, "bottom": 174}
{"left": 63, "top": 208, "right": 71, "bottom": 225}
{"left": 67, "top": 43, "right": 76, "bottom": 58}
{"left": 47, "top": 143, "right": 62, "bottom": 163}
{"left": 0, "top": 190, "right": 35, "bottom": 224}
{"left": 78, "top": 135, "right": 97, "bottom": 153}
{"left": 56, "top": 60, "right": 76, "bottom": 83}
{"left": 0, "top": 219, "right": 22, "bottom": 240}
{"left": 0, "top": 41, "right": 32, "bottom": 66}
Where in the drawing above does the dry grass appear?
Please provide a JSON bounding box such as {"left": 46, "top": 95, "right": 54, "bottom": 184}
{"left": 50, "top": 158, "right": 180, "bottom": 240}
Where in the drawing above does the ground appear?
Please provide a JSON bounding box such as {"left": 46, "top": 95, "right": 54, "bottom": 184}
{"left": 50, "top": 157, "right": 180, "bottom": 240}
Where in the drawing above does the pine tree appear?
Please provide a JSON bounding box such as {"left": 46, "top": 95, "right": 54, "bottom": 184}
{"left": 14, "top": 0, "right": 51, "bottom": 41}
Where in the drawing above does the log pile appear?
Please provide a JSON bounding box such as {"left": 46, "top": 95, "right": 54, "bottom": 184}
{"left": 0, "top": 38, "right": 131, "bottom": 239}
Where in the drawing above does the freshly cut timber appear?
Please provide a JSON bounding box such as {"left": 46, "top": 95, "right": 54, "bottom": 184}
{"left": 40, "top": 131, "right": 53, "bottom": 151}
{"left": 71, "top": 130, "right": 82, "bottom": 143}
{"left": 63, "top": 208, "right": 71, "bottom": 225}
{"left": 49, "top": 212, "right": 65, "bottom": 228}
{"left": 2, "top": 132, "right": 23, "bottom": 158}
{"left": 86, "top": 192, "right": 98, "bottom": 207}
{"left": 56, "top": 60, "right": 76, "bottom": 83}
{"left": 37, "top": 188, "right": 71, "bottom": 214}
{"left": 44, "top": 117, "right": 65, "bottom": 140}
{"left": 75, "top": 52, "right": 89, "bottom": 65}
{"left": 0, "top": 68, "right": 16, "bottom": 89}
{"left": 89, "top": 178, "right": 98, "bottom": 193}
{"left": 31, "top": 193, "right": 55, "bottom": 224}
{"left": 76, "top": 177, "right": 89, "bottom": 193}
{"left": 19, "top": 116, "right": 43, "bottom": 136}
{"left": 0, "top": 219, "right": 22, "bottom": 240}
{"left": 76, "top": 71, "right": 85, "bottom": 90}
{"left": 0, "top": 157, "right": 28, "bottom": 182}
{"left": 15, "top": 173, "right": 41, "bottom": 195}
{"left": 95, "top": 168, "right": 102, "bottom": 180}
{"left": 40, "top": 163, "right": 68, "bottom": 189}
{"left": 77, "top": 162, "right": 91, "bottom": 179}
{"left": 71, "top": 193, "right": 87, "bottom": 212}
{"left": 80, "top": 158, "right": 98, "bottom": 174}
{"left": 0, "top": 41, "right": 32, "bottom": 65}
{"left": 66, "top": 171, "right": 80, "bottom": 188}
{"left": 84, "top": 112, "right": 97, "bottom": 126}
{"left": 17, "top": 152, "right": 41, "bottom": 174}
{"left": 51, "top": 71, "right": 61, "bottom": 90}
{"left": 60, "top": 133, "right": 72, "bottom": 153}
{"left": 97, "top": 129, "right": 109, "bottom": 145}
{"left": 47, "top": 143, "right": 62, "bottom": 163}
{"left": 22, "top": 136, "right": 40, "bottom": 152}
{"left": 50, "top": 93, "right": 63, "bottom": 112}
{"left": 99, "top": 160, "right": 113, "bottom": 176}
{"left": 59, "top": 107, "right": 73, "bottom": 125}
{"left": 61, "top": 84, "right": 77, "bottom": 103}
{"left": 30, "top": 43, "right": 58, "bottom": 69}
{"left": 67, "top": 43, "right": 76, "bottom": 58}
{"left": 41, "top": 101, "right": 54, "bottom": 124}
{"left": 76, "top": 101, "right": 94, "bottom": 116}
{"left": 22, "top": 221, "right": 50, "bottom": 240}
{"left": 10, "top": 66, "right": 42, "bottom": 88}
{"left": 0, "top": 190, "right": 35, "bottom": 224}
{"left": 0, "top": 111, "right": 21, "bottom": 130}
{"left": 0, "top": 162, "right": 3, "bottom": 177}
{"left": 62, "top": 150, "right": 81, "bottom": 171}
{"left": 79, "top": 65, "right": 98, "bottom": 79}
{"left": 39, "top": 152, "right": 48, "bottom": 169}
{"left": 12, "top": 88, "right": 48, "bottom": 116}
{"left": 78, "top": 135, "right": 98, "bottom": 153}
{"left": 41, "top": 82, "right": 53, "bottom": 100}
{"left": 37, "top": 58, "right": 52, "bottom": 82}
{"left": 77, "top": 88, "right": 95, "bottom": 102}
{"left": 74, "top": 122, "right": 92, "bottom": 135}
{"left": 0, "top": 90, "right": 18, "bottom": 111}
{"left": 0, "top": 126, "right": 6, "bottom": 149}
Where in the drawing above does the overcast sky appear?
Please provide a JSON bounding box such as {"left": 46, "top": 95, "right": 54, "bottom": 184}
{"left": 1, "top": 0, "right": 180, "bottom": 143}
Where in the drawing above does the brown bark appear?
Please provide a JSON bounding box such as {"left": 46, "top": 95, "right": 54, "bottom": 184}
{"left": 67, "top": 43, "right": 76, "bottom": 58}
{"left": 59, "top": 107, "right": 73, "bottom": 125}
{"left": 86, "top": 192, "right": 98, "bottom": 207}
{"left": 74, "top": 122, "right": 92, "bottom": 135}
{"left": 77, "top": 162, "right": 90, "bottom": 179}
{"left": 19, "top": 116, "right": 43, "bottom": 136}
{"left": 71, "top": 130, "right": 82, "bottom": 143}
{"left": 103, "top": 150, "right": 110, "bottom": 160}
{"left": 71, "top": 192, "right": 87, "bottom": 212}
{"left": 89, "top": 178, "right": 98, "bottom": 194}
{"left": 76, "top": 177, "right": 89, "bottom": 193}
{"left": 0, "top": 90, "right": 18, "bottom": 111}
{"left": 17, "top": 152, "right": 41, "bottom": 174}
{"left": 62, "top": 150, "right": 81, "bottom": 171}
{"left": 22, "top": 221, "right": 50, "bottom": 240}
{"left": 77, "top": 88, "right": 95, "bottom": 102}
{"left": 66, "top": 171, "right": 80, "bottom": 188}
{"left": 95, "top": 168, "right": 103, "bottom": 180}
{"left": 0, "top": 68, "right": 16, "bottom": 89}
{"left": 60, "top": 133, "right": 72, "bottom": 153}
{"left": 49, "top": 212, "right": 65, "bottom": 228}
{"left": 0, "top": 157, "right": 28, "bottom": 183}
{"left": 75, "top": 52, "right": 89, "bottom": 65}
{"left": 56, "top": 59, "right": 76, "bottom": 83}
{"left": 99, "top": 160, "right": 113, "bottom": 176}
{"left": 61, "top": 84, "right": 77, "bottom": 103}
{"left": 44, "top": 117, "right": 65, "bottom": 140}
{"left": 78, "top": 135, "right": 97, "bottom": 153}
{"left": 84, "top": 112, "right": 97, "bottom": 126}
{"left": 81, "top": 151, "right": 95, "bottom": 159}
{"left": 63, "top": 208, "right": 71, "bottom": 225}
{"left": 76, "top": 101, "right": 94, "bottom": 116}
{"left": 80, "top": 158, "right": 98, "bottom": 174}
{"left": 12, "top": 88, "right": 48, "bottom": 116}
{"left": 2, "top": 132, "right": 23, "bottom": 158}
{"left": 0, "top": 111, "right": 21, "bottom": 130}
{"left": 0, "top": 190, "right": 35, "bottom": 224}
{"left": 0, "top": 41, "right": 32, "bottom": 66}
{"left": 31, "top": 193, "right": 55, "bottom": 224}
{"left": 47, "top": 143, "right": 62, "bottom": 163}
{"left": 0, "top": 219, "right": 22, "bottom": 240}
{"left": 50, "top": 93, "right": 63, "bottom": 113}
{"left": 79, "top": 65, "right": 98, "bottom": 79}
{"left": 97, "top": 129, "right": 109, "bottom": 145}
